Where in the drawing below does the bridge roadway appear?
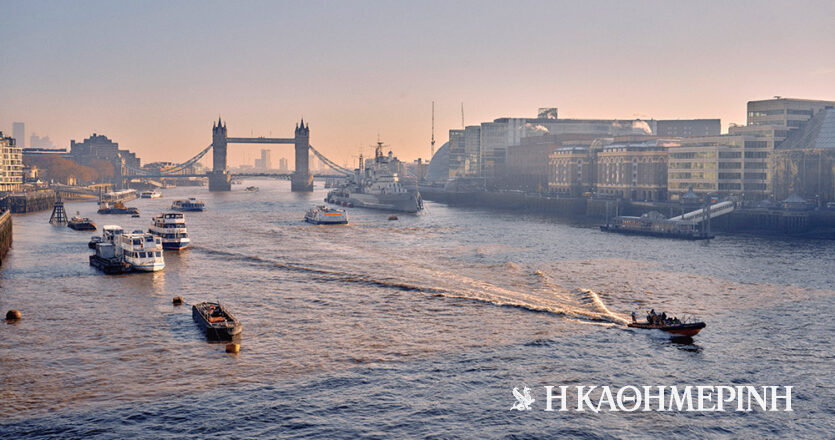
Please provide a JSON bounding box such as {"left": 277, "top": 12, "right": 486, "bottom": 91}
{"left": 127, "top": 172, "right": 345, "bottom": 179}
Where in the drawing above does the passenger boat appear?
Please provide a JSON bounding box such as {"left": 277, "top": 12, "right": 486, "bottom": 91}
{"left": 68, "top": 216, "right": 97, "bottom": 231}
{"left": 171, "top": 198, "right": 205, "bottom": 212}
{"left": 192, "top": 302, "right": 242, "bottom": 340}
{"left": 98, "top": 201, "right": 140, "bottom": 215}
{"left": 628, "top": 312, "right": 706, "bottom": 337}
{"left": 115, "top": 231, "right": 165, "bottom": 272}
{"left": 140, "top": 190, "right": 162, "bottom": 199}
{"left": 148, "top": 212, "right": 191, "bottom": 250}
{"left": 304, "top": 205, "right": 348, "bottom": 225}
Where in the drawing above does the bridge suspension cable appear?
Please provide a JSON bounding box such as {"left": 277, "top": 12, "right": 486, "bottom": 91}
{"left": 309, "top": 145, "right": 353, "bottom": 176}
{"left": 125, "top": 143, "right": 213, "bottom": 176}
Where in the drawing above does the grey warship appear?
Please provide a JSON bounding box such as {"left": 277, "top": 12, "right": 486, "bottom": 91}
{"left": 326, "top": 141, "right": 423, "bottom": 213}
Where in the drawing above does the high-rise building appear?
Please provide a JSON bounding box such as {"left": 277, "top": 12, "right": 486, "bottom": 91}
{"left": 278, "top": 157, "right": 288, "bottom": 172}
{"left": 254, "top": 149, "right": 272, "bottom": 170}
{"left": 0, "top": 131, "right": 23, "bottom": 192}
{"left": 12, "top": 122, "right": 25, "bottom": 149}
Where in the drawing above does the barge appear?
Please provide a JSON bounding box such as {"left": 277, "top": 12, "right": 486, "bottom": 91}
{"left": 192, "top": 302, "right": 242, "bottom": 340}
{"left": 600, "top": 211, "right": 713, "bottom": 240}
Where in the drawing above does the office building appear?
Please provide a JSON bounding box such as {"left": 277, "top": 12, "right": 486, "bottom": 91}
{"left": 0, "top": 132, "right": 23, "bottom": 192}
{"left": 12, "top": 122, "right": 25, "bottom": 149}
{"left": 656, "top": 119, "right": 721, "bottom": 137}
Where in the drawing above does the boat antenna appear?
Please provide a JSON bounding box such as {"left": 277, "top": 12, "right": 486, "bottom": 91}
{"left": 430, "top": 101, "right": 435, "bottom": 159}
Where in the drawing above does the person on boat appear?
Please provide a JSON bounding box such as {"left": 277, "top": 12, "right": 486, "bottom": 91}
{"left": 631, "top": 311, "right": 637, "bottom": 323}
{"left": 660, "top": 312, "right": 667, "bottom": 324}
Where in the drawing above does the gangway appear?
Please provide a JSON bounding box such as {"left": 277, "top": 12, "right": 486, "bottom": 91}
{"left": 669, "top": 200, "right": 735, "bottom": 222}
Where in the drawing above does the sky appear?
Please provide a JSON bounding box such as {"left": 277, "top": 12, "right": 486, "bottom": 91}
{"left": 1, "top": 0, "right": 834, "bottom": 168}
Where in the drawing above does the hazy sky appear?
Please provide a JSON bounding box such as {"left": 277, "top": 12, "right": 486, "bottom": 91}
{"left": 1, "top": 0, "right": 834, "bottom": 167}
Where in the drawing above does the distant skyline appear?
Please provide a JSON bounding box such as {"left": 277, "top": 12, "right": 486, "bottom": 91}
{"left": 1, "top": 0, "right": 834, "bottom": 168}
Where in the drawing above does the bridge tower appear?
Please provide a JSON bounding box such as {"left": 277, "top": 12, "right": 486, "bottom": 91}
{"left": 292, "top": 118, "right": 313, "bottom": 191}
{"left": 209, "top": 117, "right": 231, "bottom": 191}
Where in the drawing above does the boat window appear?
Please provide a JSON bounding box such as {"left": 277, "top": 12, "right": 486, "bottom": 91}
{"left": 133, "top": 239, "right": 141, "bottom": 245}
{"left": 139, "top": 252, "right": 147, "bottom": 258}
{"left": 155, "top": 252, "right": 161, "bottom": 257}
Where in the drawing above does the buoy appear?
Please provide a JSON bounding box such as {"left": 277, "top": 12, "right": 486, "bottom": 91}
{"left": 6, "top": 310, "right": 21, "bottom": 321}
{"left": 225, "top": 343, "right": 240, "bottom": 353}
{"left": 172, "top": 296, "right": 183, "bottom": 306}
{"left": 388, "top": 215, "right": 398, "bottom": 221}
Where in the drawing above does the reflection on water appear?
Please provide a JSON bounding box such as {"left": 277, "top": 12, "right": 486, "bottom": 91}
{"left": 0, "top": 180, "right": 832, "bottom": 438}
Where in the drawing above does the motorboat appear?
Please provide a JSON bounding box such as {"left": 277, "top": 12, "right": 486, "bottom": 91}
{"left": 628, "top": 311, "right": 706, "bottom": 337}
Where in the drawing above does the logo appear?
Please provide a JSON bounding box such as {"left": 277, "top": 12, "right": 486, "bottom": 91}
{"left": 510, "top": 386, "right": 535, "bottom": 411}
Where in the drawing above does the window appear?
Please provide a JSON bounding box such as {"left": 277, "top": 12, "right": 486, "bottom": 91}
{"left": 745, "top": 151, "right": 768, "bottom": 159}
{"left": 719, "top": 151, "right": 742, "bottom": 159}
{"left": 719, "top": 173, "right": 741, "bottom": 180}
{"left": 719, "top": 162, "right": 741, "bottom": 169}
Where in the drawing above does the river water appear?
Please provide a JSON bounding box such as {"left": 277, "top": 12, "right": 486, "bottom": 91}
{"left": 1, "top": 180, "right": 832, "bottom": 439}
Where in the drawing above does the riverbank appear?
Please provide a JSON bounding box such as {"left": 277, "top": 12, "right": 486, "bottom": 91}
{"left": 419, "top": 187, "right": 835, "bottom": 238}
{"left": 0, "top": 210, "right": 11, "bottom": 265}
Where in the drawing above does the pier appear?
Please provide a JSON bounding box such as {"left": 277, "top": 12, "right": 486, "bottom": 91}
{"left": 0, "top": 191, "right": 57, "bottom": 213}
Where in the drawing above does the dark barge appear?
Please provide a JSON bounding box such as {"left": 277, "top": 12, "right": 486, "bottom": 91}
{"left": 192, "top": 302, "right": 242, "bottom": 341}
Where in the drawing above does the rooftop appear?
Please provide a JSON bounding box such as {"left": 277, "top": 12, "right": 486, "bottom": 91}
{"left": 777, "top": 108, "right": 835, "bottom": 150}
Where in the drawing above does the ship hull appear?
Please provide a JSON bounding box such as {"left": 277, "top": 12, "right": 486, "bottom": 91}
{"left": 628, "top": 322, "right": 706, "bottom": 337}
{"left": 327, "top": 191, "right": 422, "bottom": 213}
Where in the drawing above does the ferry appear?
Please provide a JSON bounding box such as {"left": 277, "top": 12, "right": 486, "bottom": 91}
{"left": 171, "top": 198, "right": 205, "bottom": 212}
{"left": 88, "top": 224, "right": 124, "bottom": 248}
{"left": 305, "top": 205, "right": 348, "bottom": 225}
{"left": 148, "top": 212, "right": 191, "bottom": 250}
{"left": 68, "top": 216, "right": 97, "bottom": 231}
{"left": 116, "top": 231, "right": 165, "bottom": 272}
{"left": 192, "top": 302, "right": 242, "bottom": 340}
{"left": 140, "top": 190, "right": 162, "bottom": 199}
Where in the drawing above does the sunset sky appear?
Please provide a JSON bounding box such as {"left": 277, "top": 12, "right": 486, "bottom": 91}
{"left": 2, "top": 0, "right": 834, "bottom": 168}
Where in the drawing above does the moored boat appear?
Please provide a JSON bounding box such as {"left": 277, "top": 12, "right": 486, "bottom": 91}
{"left": 305, "top": 205, "right": 348, "bottom": 225}
{"left": 68, "top": 216, "right": 97, "bottom": 231}
{"left": 192, "top": 302, "right": 242, "bottom": 340}
{"left": 115, "top": 231, "right": 165, "bottom": 272}
{"left": 98, "top": 201, "right": 140, "bottom": 215}
{"left": 171, "top": 198, "right": 205, "bottom": 212}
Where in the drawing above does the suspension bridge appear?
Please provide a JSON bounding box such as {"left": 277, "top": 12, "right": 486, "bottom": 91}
{"left": 125, "top": 118, "right": 353, "bottom": 191}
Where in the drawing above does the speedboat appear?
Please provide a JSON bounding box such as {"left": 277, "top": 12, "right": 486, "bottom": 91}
{"left": 148, "top": 212, "right": 191, "bottom": 250}
{"left": 68, "top": 216, "right": 97, "bottom": 231}
{"left": 115, "top": 231, "right": 165, "bottom": 272}
{"left": 628, "top": 312, "right": 706, "bottom": 337}
{"left": 171, "top": 198, "right": 205, "bottom": 212}
{"left": 305, "top": 205, "right": 348, "bottom": 225}
{"left": 192, "top": 302, "right": 242, "bottom": 340}
{"left": 140, "top": 190, "right": 162, "bottom": 199}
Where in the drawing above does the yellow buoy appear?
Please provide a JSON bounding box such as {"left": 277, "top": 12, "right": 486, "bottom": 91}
{"left": 225, "top": 343, "right": 240, "bottom": 353}
{"left": 6, "top": 310, "right": 21, "bottom": 321}
{"left": 172, "top": 296, "right": 183, "bottom": 306}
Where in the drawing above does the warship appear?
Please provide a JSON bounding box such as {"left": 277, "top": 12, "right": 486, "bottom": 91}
{"left": 326, "top": 141, "right": 423, "bottom": 213}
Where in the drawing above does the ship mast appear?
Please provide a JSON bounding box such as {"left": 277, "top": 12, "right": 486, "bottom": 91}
{"left": 430, "top": 101, "right": 435, "bottom": 159}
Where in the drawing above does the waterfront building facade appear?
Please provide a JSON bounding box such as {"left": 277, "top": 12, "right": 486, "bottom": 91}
{"left": 0, "top": 132, "right": 24, "bottom": 192}
{"left": 595, "top": 139, "right": 671, "bottom": 201}
{"left": 667, "top": 135, "right": 773, "bottom": 200}
{"left": 548, "top": 146, "right": 592, "bottom": 196}
{"left": 70, "top": 133, "right": 141, "bottom": 183}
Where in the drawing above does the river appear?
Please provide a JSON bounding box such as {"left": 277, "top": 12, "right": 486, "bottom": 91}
{"left": 1, "top": 179, "right": 832, "bottom": 438}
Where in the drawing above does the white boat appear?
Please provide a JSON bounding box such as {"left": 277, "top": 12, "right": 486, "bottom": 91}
{"left": 149, "top": 212, "right": 191, "bottom": 250}
{"left": 116, "top": 231, "right": 165, "bottom": 272}
{"left": 305, "top": 205, "right": 348, "bottom": 225}
{"left": 140, "top": 190, "right": 162, "bottom": 199}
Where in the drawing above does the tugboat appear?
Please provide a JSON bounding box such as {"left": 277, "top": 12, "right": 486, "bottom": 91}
{"left": 171, "top": 198, "right": 205, "bottom": 212}
{"left": 68, "top": 215, "right": 97, "bottom": 231}
{"left": 148, "top": 212, "right": 191, "bottom": 250}
{"left": 192, "top": 302, "right": 242, "bottom": 340}
{"left": 98, "top": 201, "right": 140, "bottom": 215}
{"left": 305, "top": 205, "right": 348, "bottom": 225}
{"left": 628, "top": 310, "right": 706, "bottom": 337}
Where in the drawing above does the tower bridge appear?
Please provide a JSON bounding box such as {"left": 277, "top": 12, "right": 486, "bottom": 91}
{"left": 210, "top": 117, "right": 312, "bottom": 191}
{"left": 125, "top": 117, "right": 352, "bottom": 191}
